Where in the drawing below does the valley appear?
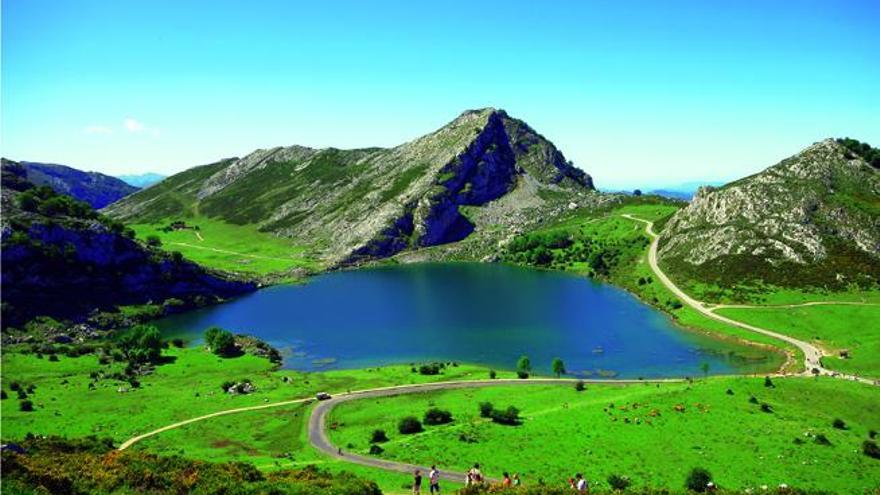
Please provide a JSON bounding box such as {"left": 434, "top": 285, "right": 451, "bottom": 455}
{"left": 2, "top": 111, "right": 879, "bottom": 494}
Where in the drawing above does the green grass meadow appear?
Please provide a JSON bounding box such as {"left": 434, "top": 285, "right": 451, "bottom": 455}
{"left": 131, "top": 218, "right": 321, "bottom": 277}
{"left": 717, "top": 304, "right": 880, "bottom": 379}
{"left": 327, "top": 378, "right": 880, "bottom": 493}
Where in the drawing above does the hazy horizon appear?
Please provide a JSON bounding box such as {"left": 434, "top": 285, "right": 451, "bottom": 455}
{"left": 3, "top": 1, "right": 878, "bottom": 187}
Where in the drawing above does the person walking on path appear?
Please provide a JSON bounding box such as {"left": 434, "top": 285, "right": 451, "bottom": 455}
{"left": 513, "top": 473, "right": 521, "bottom": 486}
{"left": 502, "top": 472, "right": 512, "bottom": 487}
{"left": 575, "top": 473, "right": 589, "bottom": 493}
{"left": 429, "top": 465, "right": 441, "bottom": 493}
{"left": 413, "top": 469, "right": 422, "bottom": 495}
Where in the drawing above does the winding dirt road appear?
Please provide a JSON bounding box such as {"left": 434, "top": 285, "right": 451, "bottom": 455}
{"left": 620, "top": 214, "right": 876, "bottom": 386}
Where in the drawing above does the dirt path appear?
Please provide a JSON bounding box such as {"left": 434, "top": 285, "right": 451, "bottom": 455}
{"left": 709, "top": 301, "right": 880, "bottom": 310}
{"left": 168, "top": 242, "right": 295, "bottom": 262}
{"left": 620, "top": 214, "right": 877, "bottom": 386}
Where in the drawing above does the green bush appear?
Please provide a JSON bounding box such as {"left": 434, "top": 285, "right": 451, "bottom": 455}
{"left": 418, "top": 362, "right": 444, "bottom": 375}
{"left": 490, "top": 406, "right": 521, "bottom": 426}
{"left": 424, "top": 408, "right": 453, "bottom": 425}
{"left": 398, "top": 416, "right": 423, "bottom": 434}
{"left": 575, "top": 380, "right": 586, "bottom": 392}
{"left": 479, "top": 402, "right": 494, "bottom": 418}
{"left": 488, "top": 369, "right": 497, "bottom": 379}
{"left": 370, "top": 429, "right": 388, "bottom": 443}
{"left": 19, "top": 400, "right": 34, "bottom": 412}
{"left": 368, "top": 444, "right": 384, "bottom": 455}
{"left": 863, "top": 440, "right": 880, "bottom": 459}
{"left": 204, "top": 327, "right": 237, "bottom": 357}
{"left": 607, "top": 473, "right": 631, "bottom": 491}
{"left": 684, "top": 467, "right": 712, "bottom": 492}
{"left": 832, "top": 418, "right": 847, "bottom": 430}
{"left": 814, "top": 433, "right": 831, "bottom": 446}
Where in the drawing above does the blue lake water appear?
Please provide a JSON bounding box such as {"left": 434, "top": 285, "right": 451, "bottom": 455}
{"left": 154, "top": 263, "right": 771, "bottom": 378}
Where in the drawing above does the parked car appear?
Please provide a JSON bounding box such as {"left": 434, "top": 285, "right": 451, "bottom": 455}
{"left": 316, "top": 392, "right": 332, "bottom": 400}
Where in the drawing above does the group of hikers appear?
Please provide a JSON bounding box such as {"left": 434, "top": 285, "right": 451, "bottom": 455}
{"left": 412, "top": 464, "right": 590, "bottom": 493}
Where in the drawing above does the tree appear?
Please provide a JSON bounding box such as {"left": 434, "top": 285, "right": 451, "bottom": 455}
{"left": 424, "top": 408, "right": 453, "bottom": 425}
{"left": 685, "top": 467, "right": 712, "bottom": 492}
{"left": 633, "top": 189, "right": 642, "bottom": 196}
{"left": 118, "top": 325, "right": 163, "bottom": 365}
{"left": 398, "top": 416, "right": 423, "bottom": 434}
{"left": 490, "top": 406, "right": 521, "bottom": 425}
{"left": 700, "top": 361, "right": 710, "bottom": 379}
{"left": 370, "top": 429, "right": 388, "bottom": 443}
{"left": 145, "top": 235, "right": 162, "bottom": 247}
{"left": 551, "top": 358, "right": 566, "bottom": 378}
{"left": 517, "top": 355, "right": 531, "bottom": 379}
{"left": 204, "top": 327, "right": 237, "bottom": 357}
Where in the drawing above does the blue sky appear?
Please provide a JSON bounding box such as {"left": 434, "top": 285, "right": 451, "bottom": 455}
{"left": 2, "top": 1, "right": 878, "bottom": 188}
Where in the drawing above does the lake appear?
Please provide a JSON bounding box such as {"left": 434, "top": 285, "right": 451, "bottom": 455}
{"left": 154, "top": 263, "right": 774, "bottom": 378}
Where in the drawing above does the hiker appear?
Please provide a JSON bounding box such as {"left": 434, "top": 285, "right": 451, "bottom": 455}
{"left": 568, "top": 477, "right": 576, "bottom": 489}
{"left": 468, "top": 464, "right": 483, "bottom": 485}
{"left": 513, "top": 473, "right": 521, "bottom": 486}
{"left": 429, "top": 465, "right": 441, "bottom": 493}
{"left": 413, "top": 469, "right": 422, "bottom": 495}
{"left": 502, "top": 472, "right": 511, "bottom": 487}
{"left": 575, "top": 473, "right": 588, "bottom": 493}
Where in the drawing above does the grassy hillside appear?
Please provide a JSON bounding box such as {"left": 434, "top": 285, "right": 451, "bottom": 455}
{"left": 327, "top": 379, "right": 880, "bottom": 493}
{"left": 130, "top": 218, "right": 321, "bottom": 278}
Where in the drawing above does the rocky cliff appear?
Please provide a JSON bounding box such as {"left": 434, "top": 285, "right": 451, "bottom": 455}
{"left": 1, "top": 161, "right": 255, "bottom": 328}
{"left": 105, "top": 108, "right": 596, "bottom": 264}
{"left": 658, "top": 139, "right": 880, "bottom": 289}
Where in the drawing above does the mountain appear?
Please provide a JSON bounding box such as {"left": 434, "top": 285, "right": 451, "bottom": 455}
{"left": 106, "top": 108, "right": 597, "bottom": 264}
{"left": 0, "top": 160, "right": 254, "bottom": 328}
{"left": 4, "top": 160, "right": 140, "bottom": 209}
{"left": 658, "top": 138, "right": 880, "bottom": 290}
{"left": 117, "top": 172, "right": 166, "bottom": 188}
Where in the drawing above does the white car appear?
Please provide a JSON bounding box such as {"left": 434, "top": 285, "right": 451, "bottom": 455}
{"left": 316, "top": 392, "right": 332, "bottom": 400}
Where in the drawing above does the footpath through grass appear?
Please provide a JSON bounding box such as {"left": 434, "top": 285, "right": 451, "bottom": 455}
{"left": 717, "top": 304, "right": 880, "bottom": 379}
{"left": 131, "top": 218, "right": 321, "bottom": 277}
{"left": 327, "top": 377, "right": 880, "bottom": 493}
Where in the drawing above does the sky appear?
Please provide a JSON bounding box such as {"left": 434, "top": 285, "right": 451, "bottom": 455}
{"left": 2, "top": 1, "right": 879, "bottom": 189}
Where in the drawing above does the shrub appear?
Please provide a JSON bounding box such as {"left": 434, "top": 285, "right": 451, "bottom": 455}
{"left": 368, "top": 444, "right": 384, "bottom": 455}
{"left": 204, "top": 327, "right": 237, "bottom": 357}
{"left": 491, "top": 406, "right": 521, "bottom": 426}
{"left": 575, "top": 380, "right": 586, "bottom": 392}
{"left": 0, "top": 390, "right": 6, "bottom": 400}
{"left": 814, "top": 434, "right": 831, "bottom": 446}
{"left": 863, "top": 440, "right": 880, "bottom": 459}
{"left": 221, "top": 380, "right": 236, "bottom": 392}
{"left": 516, "top": 370, "right": 529, "bottom": 379}
{"left": 748, "top": 395, "right": 759, "bottom": 404}
{"left": 48, "top": 354, "right": 59, "bottom": 362}
{"left": 684, "top": 467, "right": 712, "bottom": 492}
{"left": 760, "top": 403, "right": 773, "bottom": 413}
{"left": 370, "top": 429, "right": 388, "bottom": 443}
{"left": 488, "top": 370, "right": 497, "bottom": 379}
{"left": 171, "top": 338, "right": 186, "bottom": 348}
{"left": 607, "top": 473, "right": 631, "bottom": 491}
{"left": 870, "top": 429, "right": 878, "bottom": 439}
{"left": 764, "top": 376, "right": 774, "bottom": 387}
{"left": 17, "top": 389, "right": 28, "bottom": 400}
{"left": 418, "top": 363, "right": 443, "bottom": 375}
{"left": 145, "top": 235, "right": 162, "bottom": 247}
{"left": 398, "top": 416, "right": 423, "bottom": 434}
{"left": 424, "top": 408, "right": 453, "bottom": 425}
{"left": 832, "top": 418, "right": 847, "bottom": 430}
{"left": 9, "top": 381, "right": 22, "bottom": 392}
{"left": 20, "top": 400, "right": 34, "bottom": 412}
{"left": 725, "top": 388, "right": 734, "bottom": 395}
{"left": 479, "top": 402, "right": 494, "bottom": 418}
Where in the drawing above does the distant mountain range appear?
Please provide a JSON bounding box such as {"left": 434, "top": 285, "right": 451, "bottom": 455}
{"left": 106, "top": 108, "right": 598, "bottom": 264}
{"left": 116, "top": 172, "right": 166, "bottom": 188}
{"left": 0, "top": 160, "right": 139, "bottom": 209}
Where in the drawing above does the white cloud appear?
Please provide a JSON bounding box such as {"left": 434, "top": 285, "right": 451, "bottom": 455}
{"left": 124, "top": 118, "right": 145, "bottom": 132}
{"left": 83, "top": 125, "right": 112, "bottom": 135}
